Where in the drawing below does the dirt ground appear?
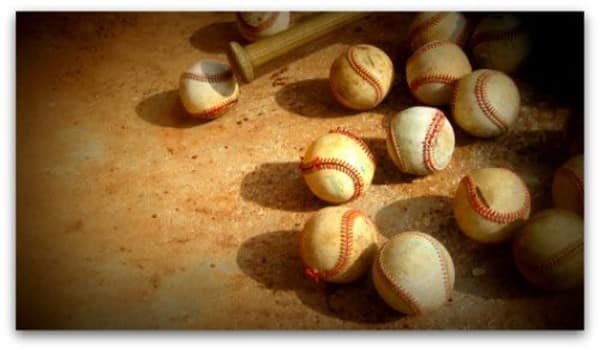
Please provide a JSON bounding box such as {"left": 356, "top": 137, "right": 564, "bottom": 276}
{"left": 16, "top": 12, "right": 584, "bottom": 329}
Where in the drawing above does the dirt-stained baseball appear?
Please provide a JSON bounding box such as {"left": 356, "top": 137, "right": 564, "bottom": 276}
{"left": 300, "top": 206, "right": 379, "bottom": 283}
{"left": 552, "top": 154, "right": 584, "bottom": 216}
{"left": 236, "top": 12, "right": 290, "bottom": 42}
{"left": 300, "top": 127, "right": 375, "bottom": 204}
{"left": 454, "top": 168, "right": 531, "bottom": 244}
{"left": 407, "top": 12, "right": 468, "bottom": 51}
{"left": 470, "top": 14, "right": 531, "bottom": 73}
{"left": 451, "top": 69, "right": 521, "bottom": 138}
{"left": 386, "top": 106, "right": 455, "bottom": 176}
{"left": 179, "top": 60, "right": 239, "bottom": 119}
{"left": 372, "top": 231, "right": 455, "bottom": 315}
{"left": 329, "top": 44, "right": 394, "bottom": 111}
{"left": 513, "top": 209, "right": 583, "bottom": 291}
{"left": 406, "top": 40, "right": 472, "bottom": 106}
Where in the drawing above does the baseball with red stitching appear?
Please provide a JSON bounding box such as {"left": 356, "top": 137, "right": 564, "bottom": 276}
{"left": 470, "top": 14, "right": 531, "bottom": 73}
{"left": 453, "top": 167, "right": 531, "bottom": 244}
{"left": 552, "top": 154, "right": 584, "bottom": 216}
{"left": 372, "top": 231, "right": 455, "bottom": 315}
{"left": 179, "top": 60, "right": 240, "bottom": 119}
{"left": 407, "top": 12, "right": 468, "bottom": 51}
{"left": 236, "top": 12, "right": 290, "bottom": 42}
{"left": 329, "top": 44, "right": 394, "bottom": 110}
{"left": 300, "top": 128, "right": 375, "bottom": 204}
{"left": 451, "top": 69, "right": 521, "bottom": 138}
{"left": 513, "top": 209, "right": 583, "bottom": 291}
{"left": 406, "top": 40, "right": 472, "bottom": 106}
{"left": 386, "top": 106, "right": 455, "bottom": 176}
{"left": 299, "top": 206, "right": 379, "bottom": 284}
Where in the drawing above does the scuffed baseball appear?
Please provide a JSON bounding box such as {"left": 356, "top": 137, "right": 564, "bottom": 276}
{"left": 454, "top": 168, "right": 531, "bottom": 244}
{"left": 236, "top": 12, "right": 290, "bottom": 42}
{"left": 513, "top": 209, "right": 583, "bottom": 291}
{"left": 329, "top": 44, "right": 394, "bottom": 110}
{"left": 386, "top": 106, "right": 455, "bottom": 176}
{"left": 471, "top": 14, "right": 531, "bottom": 73}
{"left": 406, "top": 40, "right": 472, "bottom": 106}
{"left": 300, "top": 206, "right": 379, "bottom": 283}
{"left": 451, "top": 69, "right": 521, "bottom": 138}
{"left": 300, "top": 128, "right": 375, "bottom": 204}
{"left": 407, "top": 12, "right": 468, "bottom": 51}
{"left": 179, "top": 60, "right": 239, "bottom": 119}
{"left": 372, "top": 231, "right": 455, "bottom": 315}
{"left": 552, "top": 154, "right": 584, "bottom": 216}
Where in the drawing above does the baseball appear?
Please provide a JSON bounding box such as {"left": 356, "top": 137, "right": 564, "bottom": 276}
{"left": 470, "top": 14, "right": 531, "bottom": 73}
{"left": 236, "top": 12, "right": 290, "bottom": 42}
{"left": 300, "top": 127, "right": 375, "bottom": 204}
{"left": 179, "top": 60, "right": 240, "bottom": 119}
{"left": 299, "top": 206, "right": 379, "bottom": 283}
{"left": 386, "top": 106, "right": 455, "bottom": 176}
{"left": 454, "top": 168, "right": 531, "bottom": 244}
{"left": 407, "top": 12, "right": 468, "bottom": 51}
{"left": 451, "top": 69, "right": 521, "bottom": 138}
{"left": 372, "top": 231, "right": 455, "bottom": 315}
{"left": 406, "top": 40, "right": 472, "bottom": 106}
{"left": 552, "top": 154, "right": 584, "bottom": 216}
{"left": 329, "top": 44, "right": 394, "bottom": 111}
{"left": 513, "top": 209, "right": 583, "bottom": 291}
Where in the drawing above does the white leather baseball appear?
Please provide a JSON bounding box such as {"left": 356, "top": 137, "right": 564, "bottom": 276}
{"left": 329, "top": 44, "right": 394, "bottom": 111}
{"left": 299, "top": 206, "right": 379, "bottom": 284}
{"left": 372, "top": 231, "right": 455, "bottom": 315}
{"left": 407, "top": 12, "right": 468, "bottom": 51}
{"left": 236, "top": 12, "right": 290, "bottom": 42}
{"left": 454, "top": 168, "right": 531, "bottom": 244}
{"left": 470, "top": 14, "right": 531, "bottom": 73}
{"left": 451, "top": 69, "right": 521, "bottom": 138}
{"left": 406, "top": 40, "right": 472, "bottom": 106}
{"left": 513, "top": 209, "right": 583, "bottom": 291}
{"left": 552, "top": 154, "right": 584, "bottom": 216}
{"left": 179, "top": 60, "right": 239, "bottom": 119}
{"left": 386, "top": 106, "right": 455, "bottom": 176}
{"left": 300, "top": 128, "right": 375, "bottom": 204}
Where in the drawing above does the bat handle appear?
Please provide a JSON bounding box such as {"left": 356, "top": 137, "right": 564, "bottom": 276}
{"left": 228, "top": 12, "right": 367, "bottom": 83}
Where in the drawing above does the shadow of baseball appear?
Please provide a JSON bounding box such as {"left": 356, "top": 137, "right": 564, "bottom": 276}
{"left": 376, "top": 195, "right": 539, "bottom": 300}
{"left": 135, "top": 89, "right": 211, "bottom": 128}
{"left": 274, "top": 79, "right": 353, "bottom": 118}
{"left": 362, "top": 137, "right": 416, "bottom": 185}
{"left": 189, "top": 20, "right": 244, "bottom": 53}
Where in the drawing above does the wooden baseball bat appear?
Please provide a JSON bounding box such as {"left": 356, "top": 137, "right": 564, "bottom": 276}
{"left": 228, "top": 12, "right": 367, "bottom": 83}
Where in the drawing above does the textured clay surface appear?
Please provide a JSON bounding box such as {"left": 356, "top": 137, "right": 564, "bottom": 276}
{"left": 16, "top": 12, "right": 583, "bottom": 329}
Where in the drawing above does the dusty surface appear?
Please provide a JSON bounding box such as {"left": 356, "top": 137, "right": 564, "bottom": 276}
{"left": 16, "top": 12, "right": 584, "bottom": 329}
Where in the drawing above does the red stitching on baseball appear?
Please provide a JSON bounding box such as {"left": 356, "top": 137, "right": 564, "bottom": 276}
{"left": 536, "top": 239, "right": 583, "bottom": 272}
{"left": 557, "top": 166, "right": 584, "bottom": 214}
{"left": 406, "top": 40, "right": 447, "bottom": 66}
{"left": 305, "top": 208, "right": 363, "bottom": 282}
{"left": 374, "top": 242, "right": 421, "bottom": 315}
{"left": 411, "top": 232, "right": 452, "bottom": 302}
{"left": 409, "top": 73, "right": 457, "bottom": 93}
{"left": 189, "top": 97, "right": 239, "bottom": 119}
{"left": 462, "top": 173, "right": 531, "bottom": 223}
{"left": 180, "top": 70, "right": 234, "bottom": 83}
{"left": 422, "top": 111, "right": 446, "bottom": 172}
{"left": 407, "top": 12, "right": 448, "bottom": 49}
{"left": 474, "top": 70, "right": 508, "bottom": 132}
{"left": 346, "top": 45, "right": 385, "bottom": 105}
{"left": 471, "top": 23, "right": 526, "bottom": 48}
{"left": 328, "top": 127, "right": 376, "bottom": 167}
{"left": 299, "top": 157, "right": 363, "bottom": 200}
{"left": 387, "top": 119, "right": 407, "bottom": 172}
{"left": 236, "top": 12, "right": 280, "bottom": 35}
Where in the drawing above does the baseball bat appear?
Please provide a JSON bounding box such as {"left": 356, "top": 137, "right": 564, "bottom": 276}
{"left": 227, "top": 12, "right": 367, "bottom": 83}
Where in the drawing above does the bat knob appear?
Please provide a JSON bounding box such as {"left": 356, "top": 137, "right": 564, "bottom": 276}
{"left": 227, "top": 41, "right": 254, "bottom": 83}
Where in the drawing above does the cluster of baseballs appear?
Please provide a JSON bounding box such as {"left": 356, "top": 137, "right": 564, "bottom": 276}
{"left": 178, "top": 12, "right": 290, "bottom": 119}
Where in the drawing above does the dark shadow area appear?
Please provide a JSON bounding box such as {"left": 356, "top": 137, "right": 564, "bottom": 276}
{"left": 274, "top": 78, "right": 353, "bottom": 118}
{"left": 239, "top": 162, "right": 323, "bottom": 212}
{"left": 376, "top": 195, "right": 539, "bottom": 300}
{"left": 237, "top": 230, "right": 402, "bottom": 323}
{"left": 363, "top": 137, "right": 415, "bottom": 185}
{"left": 189, "top": 21, "right": 244, "bottom": 53}
{"left": 135, "top": 89, "right": 209, "bottom": 128}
